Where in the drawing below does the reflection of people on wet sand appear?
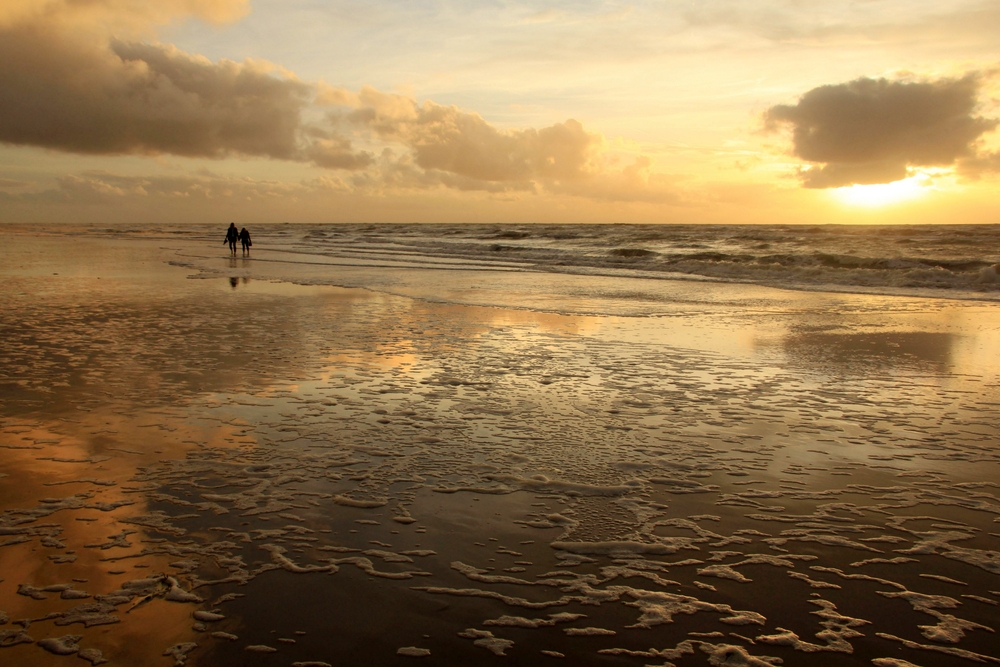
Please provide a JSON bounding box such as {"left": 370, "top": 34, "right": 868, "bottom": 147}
{"left": 239, "top": 227, "right": 252, "bottom": 254}
{"left": 224, "top": 222, "right": 239, "bottom": 254}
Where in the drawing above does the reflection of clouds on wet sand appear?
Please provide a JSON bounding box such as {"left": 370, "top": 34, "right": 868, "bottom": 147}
{"left": 2, "top": 232, "right": 1000, "bottom": 666}
{"left": 0, "top": 417, "right": 215, "bottom": 665}
{"left": 784, "top": 331, "right": 955, "bottom": 370}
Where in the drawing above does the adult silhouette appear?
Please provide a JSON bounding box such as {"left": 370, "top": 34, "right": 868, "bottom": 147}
{"left": 224, "top": 222, "right": 239, "bottom": 254}
{"left": 239, "top": 227, "right": 252, "bottom": 254}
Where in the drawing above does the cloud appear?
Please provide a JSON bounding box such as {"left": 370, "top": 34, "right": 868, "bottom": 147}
{"left": 303, "top": 134, "right": 375, "bottom": 170}
{"left": 2, "top": 171, "right": 311, "bottom": 205}
{"left": 0, "top": 0, "right": 250, "bottom": 32}
{"left": 679, "top": 0, "right": 1000, "bottom": 47}
{"left": 957, "top": 150, "right": 1000, "bottom": 178}
{"left": 0, "top": 2, "right": 375, "bottom": 168}
{"left": 0, "top": 21, "right": 311, "bottom": 159}
{"left": 369, "top": 152, "right": 538, "bottom": 195}
{"left": 547, "top": 156, "right": 685, "bottom": 204}
{"left": 0, "top": 177, "right": 33, "bottom": 190}
{"left": 0, "top": 2, "right": 681, "bottom": 204}
{"left": 320, "top": 86, "right": 688, "bottom": 201}
{"left": 331, "top": 86, "right": 604, "bottom": 183}
{"left": 520, "top": 9, "right": 565, "bottom": 25}
{"left": 764, "top": 74, "right": 998, "bottom": 188}
{"left": 0, "top": 7, "right": 602, "bottom": 186}
{"left": 400, "top": 111, "right": 600, "bottom": 183}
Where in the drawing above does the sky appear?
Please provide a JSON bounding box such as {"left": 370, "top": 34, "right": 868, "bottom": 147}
{"left": 0, "top": 0, "right": 998, "bottom": 225}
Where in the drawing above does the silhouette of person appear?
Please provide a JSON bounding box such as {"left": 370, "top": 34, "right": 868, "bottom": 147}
{"left": 239, "top": 227, "right": 252, "bottom": 254}
{"left": 224, "top": 222, "right": 239, "bottom": 254}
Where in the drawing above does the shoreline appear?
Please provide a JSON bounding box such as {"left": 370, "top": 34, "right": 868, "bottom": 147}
{"left": 5, "top": 223, "right": 1000, "bottom": 305}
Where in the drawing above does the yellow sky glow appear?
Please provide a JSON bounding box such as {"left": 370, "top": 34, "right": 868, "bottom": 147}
{"left": 831, "top": 177, "right": 931, "bottom": 208}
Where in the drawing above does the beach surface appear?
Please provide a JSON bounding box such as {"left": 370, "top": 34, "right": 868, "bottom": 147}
{"left": 2, "top": 225, "right": 1000, "bottom": 666}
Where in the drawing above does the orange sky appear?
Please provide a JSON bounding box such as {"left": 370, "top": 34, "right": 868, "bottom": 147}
{"left": 0, "top": 0, "right": 998, "bottom": 224}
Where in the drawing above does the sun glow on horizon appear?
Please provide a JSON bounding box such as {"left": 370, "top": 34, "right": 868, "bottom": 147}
{"left": 831, "top": 177, "right": 930, "bottom": 208}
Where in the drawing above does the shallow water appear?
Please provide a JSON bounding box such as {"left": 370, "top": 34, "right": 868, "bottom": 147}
{"left": 9, "top": 221, "right": 1000, "bottom": 301}
{"left": 1, "top": 229, "right": 999, "bottom": 666}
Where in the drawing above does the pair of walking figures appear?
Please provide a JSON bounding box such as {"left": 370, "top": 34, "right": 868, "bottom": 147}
{"left": 225, "top": 222, "right": 251, "bottom": 254}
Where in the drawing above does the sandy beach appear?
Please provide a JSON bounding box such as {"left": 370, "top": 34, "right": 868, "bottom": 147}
{"left": 2, "top": 226, "right": 1000, "bottom": 667}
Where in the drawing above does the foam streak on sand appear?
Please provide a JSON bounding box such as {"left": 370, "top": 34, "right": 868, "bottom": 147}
{"left": 0, "top": 228, "right": 999, "bottom": 666}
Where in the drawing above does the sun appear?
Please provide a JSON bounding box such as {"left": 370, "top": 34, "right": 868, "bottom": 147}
{"left": 831, "top": 177, "right": 929, "bottom": 207}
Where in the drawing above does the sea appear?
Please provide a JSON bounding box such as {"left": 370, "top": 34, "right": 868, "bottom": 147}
{"left": 26, "top": 222, "right": 1000, "bottom": 302}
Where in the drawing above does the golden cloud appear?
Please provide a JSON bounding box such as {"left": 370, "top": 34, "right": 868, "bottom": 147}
{"left": 328, "top": 86, "right": 602, "bottom": 183}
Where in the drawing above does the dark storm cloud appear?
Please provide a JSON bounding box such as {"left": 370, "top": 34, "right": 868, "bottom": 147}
{"left": 764, "top": 74, "right": 997, "bottom": 187}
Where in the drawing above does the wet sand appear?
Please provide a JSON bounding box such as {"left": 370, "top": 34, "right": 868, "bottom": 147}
{"left": 2, "top": 231, "right": 1000, "bottom": 666}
